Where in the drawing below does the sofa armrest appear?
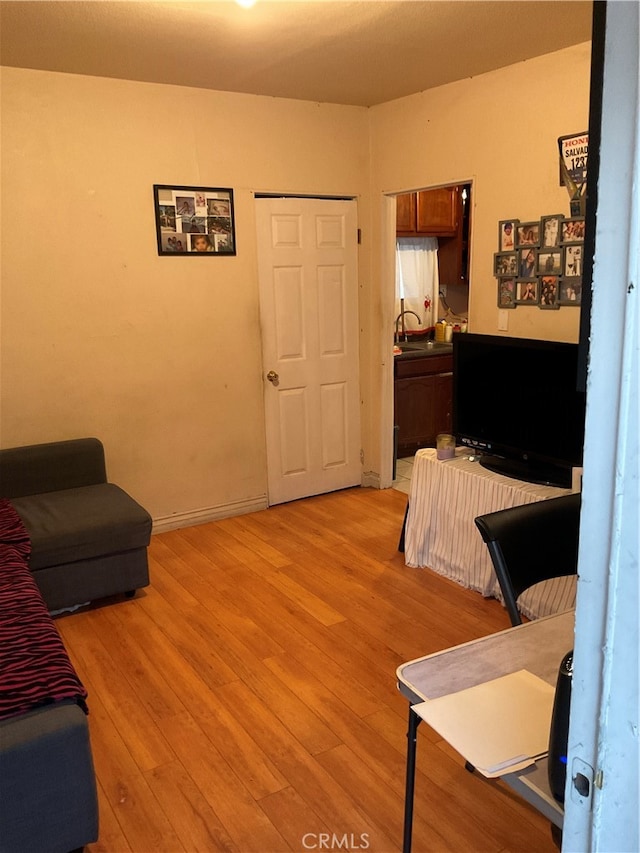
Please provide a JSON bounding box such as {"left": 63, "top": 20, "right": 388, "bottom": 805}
{"left": 0, "top": 438, "right": 107, "bottom": 498}
{"left": 0, "top": 702, "right": 99, "bottom": 852}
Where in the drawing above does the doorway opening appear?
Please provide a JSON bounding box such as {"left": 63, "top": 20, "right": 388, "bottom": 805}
{"left": 394, "top": 182, "right": 472, "bottom": 336}
{"left": 391, "top": 182, "right": 472, "bottom": 487}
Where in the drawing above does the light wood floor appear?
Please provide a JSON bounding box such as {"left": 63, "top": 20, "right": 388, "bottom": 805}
{"left": 56, "top": 486, "right": 556, "bottom": 853}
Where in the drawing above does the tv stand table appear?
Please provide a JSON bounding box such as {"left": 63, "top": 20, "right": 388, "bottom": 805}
{"left": 404, "top": 448, "right": 572, "bottom": 599}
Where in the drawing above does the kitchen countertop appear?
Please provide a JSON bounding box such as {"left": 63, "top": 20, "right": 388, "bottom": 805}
{"left": 393, "top": 341, "right": 453, "bottom": 360}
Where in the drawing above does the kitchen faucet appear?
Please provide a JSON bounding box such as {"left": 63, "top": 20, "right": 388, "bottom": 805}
{"left": 395, "top": 310, "right": 422, "bottom": 343}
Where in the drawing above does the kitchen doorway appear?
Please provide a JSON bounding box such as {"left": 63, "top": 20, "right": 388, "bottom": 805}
{"left": 394, "top": 182, "right": 472, "bottom": 335}
{"left": 390, "top": 182, "right": 473, "bottom": 487}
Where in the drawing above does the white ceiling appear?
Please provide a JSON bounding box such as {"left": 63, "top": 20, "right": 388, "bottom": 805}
{"left": 0, "top": 0, "right": 593, "bottom": 107}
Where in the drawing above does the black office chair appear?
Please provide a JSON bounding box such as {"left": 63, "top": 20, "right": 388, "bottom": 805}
{"left": 474, "top": 493, "right": 581, "bottom": 626}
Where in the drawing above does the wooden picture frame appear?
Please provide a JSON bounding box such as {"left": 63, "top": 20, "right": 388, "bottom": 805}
{"left": 539, "top": 275, "right": 560, "bottom": 309}
{"left": 540, "top": 214, "right": 563, "bottom": 249}
{"left": 153, "top": 184, "right": 236, "bottom": 255}
{"left": 498, "top": 219, "right": 518, "bottom": 252}
{"left": 515, "top": 222, "right": 540, "bottom": 247}
{"left": 515, "top": 279, "right": 539, "bottom": 305}
{"left": 497, "top": 278, "right": 516, "bottom": 308}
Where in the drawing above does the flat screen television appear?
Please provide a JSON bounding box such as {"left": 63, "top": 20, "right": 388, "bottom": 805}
{"left": 452, "top": 333, "right": 586, "bottom": 488}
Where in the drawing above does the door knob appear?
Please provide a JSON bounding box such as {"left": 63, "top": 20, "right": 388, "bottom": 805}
{"left": 266, "top": 370, "right": 279, "bottom": 383}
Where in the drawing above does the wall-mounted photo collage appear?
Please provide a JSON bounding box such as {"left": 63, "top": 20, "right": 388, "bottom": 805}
{"left": 153, "top": 184, "right": 236, "bottom": 256}
{"left": 495, "top": 214, "right": 584, "bottom": 309}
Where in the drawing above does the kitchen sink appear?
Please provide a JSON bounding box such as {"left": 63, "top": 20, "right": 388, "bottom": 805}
{"left": 396, "top": 343, "right": 425, "bottom": 352}
{"left": 394, "top": 340, "right": 453, "bottom": 354}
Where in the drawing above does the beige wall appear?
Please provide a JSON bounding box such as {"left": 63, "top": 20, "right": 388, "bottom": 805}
{"left": 366, "top": 42, "right": 592, "bottom": 479}
{"left": 0, "top": 68, "right": 370, "bottom": 524}
{"left": 0, "top": 43, "right": 592, "bottom": 521}
{"left": 369, "top": 42, "right": 592, "bottom": 340}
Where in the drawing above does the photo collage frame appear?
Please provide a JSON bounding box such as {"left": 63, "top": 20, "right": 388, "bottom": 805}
{"left": 153, "top": 184, "right": 236, "bottom": 256}
{"left": 495, "top": 213, "right": 584, "bottom": 309}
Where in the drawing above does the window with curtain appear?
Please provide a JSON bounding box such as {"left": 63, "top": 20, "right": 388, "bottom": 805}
{"left": 395, "top": 237, "right": 439, "bottom": 330}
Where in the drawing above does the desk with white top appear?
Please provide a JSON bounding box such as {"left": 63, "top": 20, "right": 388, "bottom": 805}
{"left": 397, "top": 610, "right": 574, "bottom": 852}
{"left": 403, "top": 449, "right": 572, "bottom": 600}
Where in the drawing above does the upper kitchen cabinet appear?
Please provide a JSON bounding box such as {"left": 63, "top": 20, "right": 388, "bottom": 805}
{"left": 438, "top": 183, "right": 471, "bottom": 288}
{"left": 396, "top": 192, "right": 417, "bottom": 233}
{"left": 396, "top": 187, "right": 459, "bottom": 237}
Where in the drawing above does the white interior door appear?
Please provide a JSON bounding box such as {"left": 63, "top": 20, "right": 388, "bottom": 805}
{"left": 256, "top": 197, "right": 361, "bottom": 505}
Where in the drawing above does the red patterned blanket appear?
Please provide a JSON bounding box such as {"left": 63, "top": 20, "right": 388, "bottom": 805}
{"left": 0, "top": 499, "right": 88, "bottom": 721}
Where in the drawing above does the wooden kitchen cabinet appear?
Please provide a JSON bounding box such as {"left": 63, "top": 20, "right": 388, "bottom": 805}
{"left": 396, "top": 187, "right": 458, "bottom": 237}
{"left": 438, "top": 185, "right": 471, "bottom": 286}
{"left": 396, "top": 193, "right": 417, "bottom": 233}
{"left": 394, "top": 353, "right": 453, "bottom": 456}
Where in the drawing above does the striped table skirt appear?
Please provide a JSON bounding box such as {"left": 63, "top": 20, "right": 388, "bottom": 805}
{"left": 404, "top": 449, "right": 573, "bottom": 601}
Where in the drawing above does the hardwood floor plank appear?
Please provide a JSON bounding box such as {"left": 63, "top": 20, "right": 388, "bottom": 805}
{"left": 196, "top": 554, "right": 403, "bottom": 713}
{"left": 157, "top": 710, "right": 289, "bottom": 852}
{"left": 189, "top": 687, "right": 289, "bottom": 800}
{"left": 137, "top": 584, "right": 240, "bottom": 688}
{"left": 86, "top": 604, "right": 189, "bottom": 722}
{"left": 89, "top": 597, "right": 240, "bottom": 720}
{"left": 210, "top": 514, "right": 293, "bottom": 568}
{"left": 184, "top": 559, "right": 384, "bottom": 720}
{"left": 254, "top": 564, "right": 347, "bottom": 627}
{"left": 150, "top": 541, "right": 287, "bottom": 665}
{"left": 144, "top": 759, "right": 237, "bottom": 853}
{"left": 73, "top": 684, "right": 185, "bottom": 851}
{"left": 257, "top": 786, "right": 334, "bottom": 851}
{"left": 226, "top": 660, "right": 342, "bottom": 756}
{"left": 162, "top": 525, "right": 241, "bottom": 573}
{"left": 56, "top": 614, "right": 176, "bottom": 772}
{"left": 215, "top": 679, "right": 391, "bottom": 849}
{"left": 88, "top": 780, "right": 133, "bottom": 853}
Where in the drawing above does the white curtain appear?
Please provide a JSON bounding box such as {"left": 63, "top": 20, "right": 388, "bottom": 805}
{"left": 395, "top": 238, "right": 439, "bottom": 329}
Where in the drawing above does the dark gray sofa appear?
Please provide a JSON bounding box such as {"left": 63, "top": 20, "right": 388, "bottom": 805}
{"left": 0, "top": 508, "right": 99, "bottom": 852}
{"left": 0, "top": 701, "right": 99, "bottom": 853}
{"left": 0, "top": 437, "right": 153, "bottom": 851}
{"left": 0, "top": 437, "right": 152, "bottom": 611}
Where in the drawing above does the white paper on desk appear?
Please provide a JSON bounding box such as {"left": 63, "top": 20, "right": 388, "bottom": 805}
{"left": 413, "top": 669, "right": 555, "bottom": 778}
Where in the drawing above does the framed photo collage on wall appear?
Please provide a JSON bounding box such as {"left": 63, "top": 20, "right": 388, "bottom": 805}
{"left": 153, "top": 184, "right": 236, "bottom": 256}
{"left": 495, "top": 213, "right": 584, "bottom": 310}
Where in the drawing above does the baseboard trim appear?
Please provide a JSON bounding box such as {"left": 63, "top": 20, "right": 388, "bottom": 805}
{"left": 152, "top": 495, "right": 269, "bottom": 534}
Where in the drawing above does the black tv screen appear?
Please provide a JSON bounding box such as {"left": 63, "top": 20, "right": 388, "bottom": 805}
{"left": 453, "top": 333, "right": 586, "bottom": 488}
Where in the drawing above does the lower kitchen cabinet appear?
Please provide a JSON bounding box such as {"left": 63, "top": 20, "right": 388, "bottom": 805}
{"left": 394, "top": 354, "right": 453, "bottom": 456}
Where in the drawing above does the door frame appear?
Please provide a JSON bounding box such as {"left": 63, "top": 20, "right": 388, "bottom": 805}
{"left": 380, "top": 180, "right": 475, "bottom": 488}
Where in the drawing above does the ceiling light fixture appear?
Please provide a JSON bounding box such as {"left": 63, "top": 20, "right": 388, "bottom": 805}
{"left": 235, "top": 0, "right": 257, "bottom": 8}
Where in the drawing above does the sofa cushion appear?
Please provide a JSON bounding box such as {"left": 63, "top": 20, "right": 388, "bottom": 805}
{"left": 11, "top": 484, "right": 152, "bottom": 570}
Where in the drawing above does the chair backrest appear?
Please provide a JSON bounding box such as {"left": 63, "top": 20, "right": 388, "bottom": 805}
{"left": 474, "top": 493, "right": 581, "bottom": 625}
